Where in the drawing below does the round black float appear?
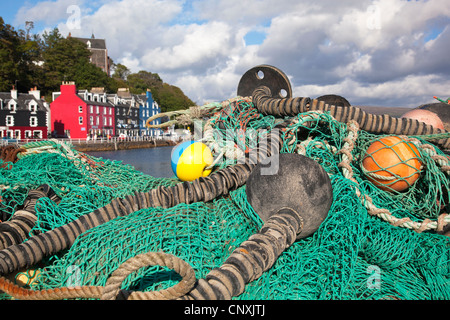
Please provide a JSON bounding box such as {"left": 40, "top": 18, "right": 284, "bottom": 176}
{"left": 246, "top": 153, "right": 333, "bottom": 239}
{"left": 237, "top": 65, "right": 292, "bottom": 99}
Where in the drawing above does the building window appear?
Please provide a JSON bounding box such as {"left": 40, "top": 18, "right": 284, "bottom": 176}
{"left": 96, "top": 116, "right": 99, "bottom": 125}
{"left": 90, "top": 105, "right": 93, "bottom": 113}
{"left": 96, "top": 106, "right": 99, "bottom": 114}
{"left": 30, "top": 102, "right": 38, "bottom": 113}
{"left": 79, "top": 116, "right": 83, "bottom": 125}
{"left": 90, "top": 116, "right": 94, "bottom": 125}
{"left": 104, "top": 107, "right": 107, "bottom": 115}
{"left": 103, "top": 117, "right": 107, "bottom": 126}
{"left": 79, "top": 106, "right": 83, "bottom": 113}
{"left": 33, "top": 130, "right": 42, "bottom": 139}
{"left": 30, "top": 116, "right": 38, "bottom": 127}
{"left": 109, "top": 108, "right": 112, "bottom": 115}
{"left": 6, "top": 115, "right": 14, "bottom": 126}
{"left": 9, "top": 102, "right": 16, "bottom": 112}
{"left": 14, "top": 130, "right": 21, "bottom": 139}
{"left": 109, "top": 117, "right": 112, "bottom": 126}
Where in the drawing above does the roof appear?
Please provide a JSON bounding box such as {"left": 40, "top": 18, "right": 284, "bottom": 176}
{"left": 106, "top": 92, "right": 144, "bottom": 108}
{"left": 0, "top": 92, "right": 48, "bottom": 111}
{"left": 73, "top": 37, "right": 107, "bottom": 50}
{"left": 79, "top": 96, "right": 112, "bottom": 107}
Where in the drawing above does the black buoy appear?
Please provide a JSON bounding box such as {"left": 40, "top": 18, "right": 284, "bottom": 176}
{"left": 246, "top": 153, "right": 333, "bottom": 239}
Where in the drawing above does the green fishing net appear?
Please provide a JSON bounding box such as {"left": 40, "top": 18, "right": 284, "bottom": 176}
{"left": 0, "top": 98, "right": 449, "bottom": 300}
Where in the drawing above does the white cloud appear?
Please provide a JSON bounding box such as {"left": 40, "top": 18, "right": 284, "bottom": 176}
{"left": 141, "top": 21, "right": 234, "bottom": 72}
{"left": 297, "top": 74, "right": 450, "bottom": 107}
{"left": 14, "top": 0, "right": 86, "bottom": 26}
{"left": 15, "top": 0, "right": 450, "bottom": 107}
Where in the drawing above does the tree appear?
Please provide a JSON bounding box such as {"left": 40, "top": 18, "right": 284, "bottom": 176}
{"left": 125, "top": 70, "right": 194, "bottom": 111}
{"left": 111, "top": 63, "right": 130, "bottom": 81}
{"left": 127, "top": 70, "right": 163, "bottom": 93}
{"left": 0, "top": 17, "right": 42, "bottom": 92}
{"left": 0, "top": 20, "right": 195, "bottom": 108}
{"left": 152, "top": 83, "right": 195, "bottom": 112}
{"left": 39, "top": 28, "right": 114, "bottom": 97}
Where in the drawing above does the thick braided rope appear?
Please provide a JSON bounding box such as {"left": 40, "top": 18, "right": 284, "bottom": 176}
{"left": 0, "top": 276, "right": 102, "bottom": 300}
{"left": 145, "top": 98, "right": 243, "bottom": 129}
{"left": 0, "top": 252, "right": 195, "bottom": 300}
{"left": 101, "top": 251, "right": 196, "bottom": 300}
{"left": 338, "top": 120, "right": 450, "bottom": 233}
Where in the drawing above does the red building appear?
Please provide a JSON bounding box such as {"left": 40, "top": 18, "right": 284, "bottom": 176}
{"left": 51, "top": 82, "right": 115, "bottom": 139}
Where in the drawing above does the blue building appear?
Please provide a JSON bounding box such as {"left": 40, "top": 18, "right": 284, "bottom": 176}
{"left": 139, "top": 89, "right": 162, "bottom": 136}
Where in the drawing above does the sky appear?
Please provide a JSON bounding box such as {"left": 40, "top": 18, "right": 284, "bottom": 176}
{"left": 1, "top": 0, "right": 450, "bottom": 107}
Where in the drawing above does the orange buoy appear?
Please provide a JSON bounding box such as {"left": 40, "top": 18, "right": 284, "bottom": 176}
{"left": 400, "top": 109, "right": 445, "bottom": 130}
{"left": 361, "top": 136, "right": 422, "bottom": 192}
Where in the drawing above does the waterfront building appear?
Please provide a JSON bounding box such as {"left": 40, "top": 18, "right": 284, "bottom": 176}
{"left": 51, "top": 82, "right": 115, "bottom": 139}
{"left": 139, "top": 89, "right": 162, "bottom": 137}
{"left": 107, "top": 88, "right": 140, "bottom": 137}
{"left": 0, "top": 87, "right": 50, "bottom": 139}
{"left": 71, "top": 34, "right": 111, "bottom": 76}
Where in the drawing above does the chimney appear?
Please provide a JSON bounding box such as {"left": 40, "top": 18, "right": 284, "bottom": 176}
{"left": 11, "top": 87, "right": 17, "bottom": 99}
{"left": 60, "top": 81, "right": 77, "bottom": 95}
{"left": 29, "top": 86, "right": 41, "bottom": 100}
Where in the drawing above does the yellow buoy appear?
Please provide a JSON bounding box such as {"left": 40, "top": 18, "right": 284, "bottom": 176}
{"left": 171, "top": 141, "right": 214, "bottom": 181}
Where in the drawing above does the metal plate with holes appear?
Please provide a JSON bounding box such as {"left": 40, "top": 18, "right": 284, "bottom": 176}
{"left": 237, "top": 65, "right": 292, "bottom": 99}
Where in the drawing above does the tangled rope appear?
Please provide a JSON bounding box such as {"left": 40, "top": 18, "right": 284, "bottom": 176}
{"left": 0, "top": 145, "right": 25, "bottom": 169}
{"left": 0, "top": 82, "right": 448, "bottom": 300}
{"left": 0, "top": 252, "right": 195, "bottom": 300}
{"left": 0, "top": 206, "right": 302, "bottom": 300}
{"left": 0, "top": 128, "right": 281, "bottom": 277}
{"left": 146, "top": 101, "right": 226, "bottom": 129}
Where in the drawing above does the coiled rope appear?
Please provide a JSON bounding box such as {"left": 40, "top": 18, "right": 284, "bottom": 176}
{"left": 0, "top": 207, "right": 301, "bottom": 300}
{"left": 0, "top": 129, "right": 280, "bottom": 277}
{"left": 0, "top": 252, "right": 195, "bottom": 300}
{"left": 145, "top": 100, "right": 239, "bottom": 129}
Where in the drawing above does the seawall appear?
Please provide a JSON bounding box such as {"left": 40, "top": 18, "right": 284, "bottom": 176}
{"left": 72, "top": 139, "right": 178, "bottom": 152}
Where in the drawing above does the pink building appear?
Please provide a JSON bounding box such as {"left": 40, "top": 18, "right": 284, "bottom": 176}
{"left": 51, "top": 82, "right": 115, "bottom": 139}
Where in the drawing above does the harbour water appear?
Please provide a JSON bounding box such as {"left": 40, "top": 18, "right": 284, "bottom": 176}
{"left": 86, "top": 146, "right": 175, "bottom": 178}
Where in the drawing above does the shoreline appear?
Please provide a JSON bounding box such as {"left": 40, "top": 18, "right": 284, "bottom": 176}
{"left": 72, "top": 139, "right": 178, "bottom": 152}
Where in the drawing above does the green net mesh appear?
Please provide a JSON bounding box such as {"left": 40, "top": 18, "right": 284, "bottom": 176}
{"left": 0, "top": 98, "right": 449, "bottom": 300}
